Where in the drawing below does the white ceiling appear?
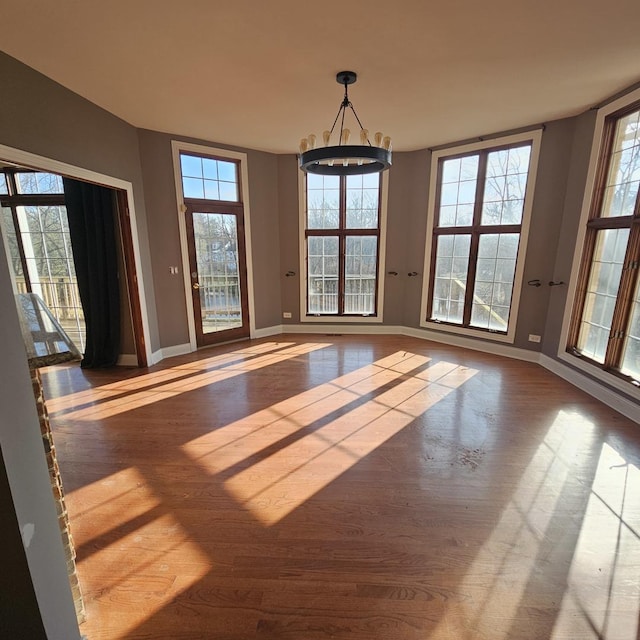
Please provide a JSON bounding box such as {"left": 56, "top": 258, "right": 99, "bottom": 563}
{"left": 1, "top": 1, "right": 640, "bottom": 154}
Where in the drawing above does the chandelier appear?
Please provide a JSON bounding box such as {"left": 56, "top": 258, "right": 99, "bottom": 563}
{"left": 298, "top": 71, "right": 392, "bottom": 176}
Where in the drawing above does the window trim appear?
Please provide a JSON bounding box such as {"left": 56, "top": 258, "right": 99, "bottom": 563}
{"left": 560, "top": 86, "right": 640, "bottom": 396}
{"left": 171, "top": 141, "right": 255, "bottom": 348}
{"left": 420, "top": 129, "right": 543, "bottom": 343}
{"left": 298, "top": 169, "right": 388, "bottom": 323}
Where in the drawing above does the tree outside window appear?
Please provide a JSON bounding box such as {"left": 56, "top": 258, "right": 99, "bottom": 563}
{"left": 569, "top": 104, "right": 640, "bottom": 384}
{"left": 426, "top": 141, "right": 534, "bottom": 335}
{"left": 304, "top": 173, "right": 381, "bottom": 317}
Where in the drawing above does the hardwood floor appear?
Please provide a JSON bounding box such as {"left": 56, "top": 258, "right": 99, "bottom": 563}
{"left": 41, "top": 335, "right": 640, "bottom": 640}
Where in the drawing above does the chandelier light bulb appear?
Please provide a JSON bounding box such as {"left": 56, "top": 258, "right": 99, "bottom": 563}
{"left": 298, "top": 71, "right": 392, "bottom": 176}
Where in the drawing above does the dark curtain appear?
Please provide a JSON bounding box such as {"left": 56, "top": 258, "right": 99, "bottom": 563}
{"left": 63, "top": 178, "right": 120, "bottom": 368}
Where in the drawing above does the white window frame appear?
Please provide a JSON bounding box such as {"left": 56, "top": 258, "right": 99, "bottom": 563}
{"left": 298, "top": 169, "right": 389, "bottom": 323}
{"left": 171, "top": 141, "right": 255, "bottom": 349}
{"left": 420, "top": 130, "right": 542, "bottom": 343}
{"left": 558, "top": 86, "right": 640, "bottom": 401}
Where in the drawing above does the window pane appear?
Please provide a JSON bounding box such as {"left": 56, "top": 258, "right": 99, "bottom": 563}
{"left": 181, "top": 154, "right": 203, "bottom": 178}
{"left": 1, "top": 207, "right": 23, "bottom": 278}
{"left": 192, "top": 212, "right": 242, "bottom": 334}
{"left": 431, "top": 234, "right": 470, "bottom": 324}
{"left": 438, "top": 156, "right": 479, "bottom": 228}
{"left": 217, "top": 161, "right": 237, "bottom": 183}
{"left": 307, "top": 236, "right": 339, "bottom": 314}
{"left": 0, "top": 174, "right": 7, "bottom": 195}
{"left": 577, "top": 228, "right": 629, "bottom": 362}
{"left": 219, "top": 181, "right": 238, "bottom": 202}
{"left": 307, "top": 175, "right": 340, "bottom": 229}
{"left": 346, "top": 174, "right": 379, "bottom": 229}
{"left": 481, "top": 145, "right": 530, "bottom": 225}
{"left": 183, "top": 177, "right": 204, "bottom": 199}
{"left": 180, "top": 154, "right": 239, "bottom": 202}
{"left": 202, "top": 158, "right": 218, "bottom": 180}
{"left": 620, "top": 275, "right": 640, "bottom": 380}
{"left": 470, "top": 233, "right": 519, "bottom": 331}
{"left": 16, "top": 172, "right": 63, "bottom": 195}
{"left": 345, "top": 236, "right": 377, "bottom": 314}
{"left": 602, "top": 109, "right": 640, "bottom": 218}
{"left": 13, "top": 205, "right": 85, "bottom": 350}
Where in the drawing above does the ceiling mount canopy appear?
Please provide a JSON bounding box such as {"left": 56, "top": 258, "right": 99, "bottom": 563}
{"left": 299, "top": 71, "right": 392, "bottom": 176}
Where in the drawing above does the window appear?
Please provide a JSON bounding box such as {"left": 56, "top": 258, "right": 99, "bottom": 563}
{"left": 568, "top": 103, "right": 640, "bottom": 384}
{"left": 303, "top": 173, "right": 383, "bottom": 317}
{"left": 423, "top": 133, "right": 540, "bottom": 339}
{"left": 176, "top": 147, "right": 251, "bottom": 344}
{"left": 180, "top": 153, "right": 239, "bottom": 202}
{"left": 0, "top": 170, "right": 86, "bottom": 351}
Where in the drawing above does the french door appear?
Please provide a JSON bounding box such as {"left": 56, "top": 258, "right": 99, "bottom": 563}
{"left": 184, "top": 203, "right": 249, "bottom": 346}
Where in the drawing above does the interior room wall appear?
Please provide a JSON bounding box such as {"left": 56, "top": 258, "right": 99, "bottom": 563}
{"left": 0, "top": 449, "right": 47, "bottom": 639}
{"left": 511, "top": 117, "right": 576, "bottom": 349}
{"left": 542, "top": 109, "right": 598, "bottom": 357}
{"left": 0, "top": 229, "right": 81, "bottom": 639}
{"left": 389, "top": 149, "right": 432, "bottom": 327}
{"left": 138, "top": 130, "right": 282, "bottom": 346}
{"left": 0, "top": 51, "right": 160, "bottom": 354}
{"left": 277, "top": 155, "right": 300, "bottom": 323}
{"left": 396, "top": 120, "right": 578, "bottom": 353}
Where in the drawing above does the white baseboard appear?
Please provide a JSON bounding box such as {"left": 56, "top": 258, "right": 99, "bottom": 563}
{"left": 151, "top": 342, "right": 192, "bottom": 365}
{"left": 281, "top": 323, "right": 404, "bottom": 335}
{"left": 539, "top": 354, "right": 640, "bottom": 423}
{"left": 401, "top": 326, "right": 541, "bottom": 363}
{"left": 151, "top": 327, "right": 637, "bottom": 423}
{"left": 253, "top": 324, "right": 284, "bottom": 338}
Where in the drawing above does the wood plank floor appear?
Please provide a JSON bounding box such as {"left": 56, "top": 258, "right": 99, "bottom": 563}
{"left": 42, "top": 334, "right": 640, "bottom": 640}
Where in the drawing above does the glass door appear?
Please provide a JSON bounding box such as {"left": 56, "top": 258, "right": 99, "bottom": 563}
{"left": 185, "top": 205, "right": 249, "bottom": 345}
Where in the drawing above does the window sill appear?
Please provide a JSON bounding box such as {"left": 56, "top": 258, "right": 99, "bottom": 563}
{"left": 301, "top": 314, "right": 383, "bottom": 324}
{"left": 420, "top": 319, "right": 515, "bottom": 344}
{"left": 558, "top": 351, "right": 640, "bottom": 402}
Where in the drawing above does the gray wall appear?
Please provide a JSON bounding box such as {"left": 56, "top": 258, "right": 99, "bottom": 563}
{"left": 0, "top": 51, "right": 160, "bottom": 354}
{"left": 0, "top": 232, "right": 81, "bottom": 639}
{"left": 512, "top": 118, "right": 576, "bottom": 349}
{"left": 138, "top": 130, "right": 282, "bottom": 347}
{"left": 543, "top": 110, "right": 598, "bottom": 355}
{"left": 1, "top": 51, "right": 638, "bottom": 638}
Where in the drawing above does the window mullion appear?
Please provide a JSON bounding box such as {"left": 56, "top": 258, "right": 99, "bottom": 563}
{"left": 463, "top": 151, "right": 488, "bottom": 326}
{"left": 605, "top": 223, "right": 640, "bottom": 369}
{"left": 7, "top": 203, "right": 32, "bottom": 290}
{"left": 339, "top": 177, "right": 347, "bottom": 315}
{"left": 338, "top": 232, "right": 345, "bottom": 315}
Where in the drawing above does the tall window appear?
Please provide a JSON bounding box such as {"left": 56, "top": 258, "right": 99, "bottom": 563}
{"left": 304, "top": 173, "right": 381, "bottom": 316}
{"left": 568, "top": 103, "right": 640, "bottom": 384}
{"left": 424, "top": 137, "right": 537, "bottom": 336}
{"left": 178, "top": 151, "right": 250, "bottom": 342}
{"left": 0, "top": 170, "right": 86, "bottom": 351}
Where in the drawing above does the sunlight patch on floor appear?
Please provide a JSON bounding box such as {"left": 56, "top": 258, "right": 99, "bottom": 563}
{"left": 55, "top": 342, "right": 327, "bottom": 421}
{"left": 66, "top": 467, "right": 164, "bottom": 550}
{"left": 433, "top": 410, "right": 597, "bottom": 639}
{"left": 551, "top": 443, "right": 640, "bottom": 640}
{"left": 181, "top": 351, "right": 432, "bottom": 472}
{"left": 78, "top": 512, "right": 211, "bottom": 640}
{"left": 180, "top": 351, "right": 480, "bottom": 525}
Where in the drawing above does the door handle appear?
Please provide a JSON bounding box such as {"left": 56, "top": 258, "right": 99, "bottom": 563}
{"left": 192, "top": 283, "right": 201, "bottom": 290}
